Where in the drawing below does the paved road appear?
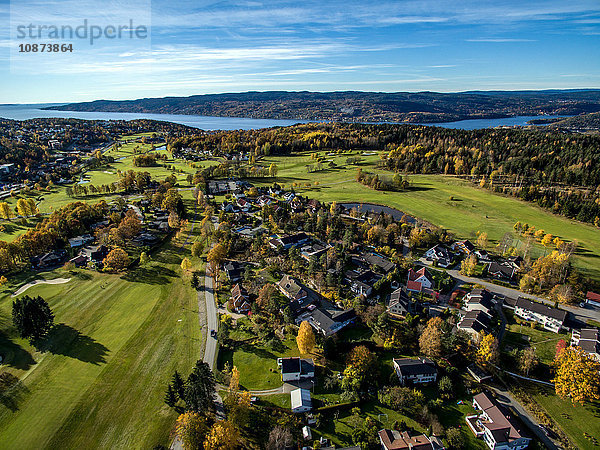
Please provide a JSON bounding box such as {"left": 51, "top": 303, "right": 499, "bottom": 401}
{"left": 487, "top": 385, "right": 560, "bottom": 450}
{"left": 202, "top": 273, "right": 218, "bottom": 369}
{"left": 199, "top": 271, "right": 225, "bottom": 420}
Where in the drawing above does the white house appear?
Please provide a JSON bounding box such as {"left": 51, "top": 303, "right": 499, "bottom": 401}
{"left": 571, "top": 328, "right": 600, "bottom": 360}
{"left": 407, "top": 267, "right": 434, "bottom": 293}
{"left": 464, "top": 289, "right": 494, "bottom": 315}
{"left": 277, "top": 357, "right": 315, "bottom": 382}
{"left": 423, "top": 245, "right": 453, "bottom": 268}
{"left": 393, "top": 358, "right": 437, "bottom": 386}
{"left": 514, "top": 297, "right": 567, "bottom": 333}
{"left": 290, "top": 388, "right": 312, "bottom": 413}
{"left": 466, "top": 392, "right": 531, "bottom": 450}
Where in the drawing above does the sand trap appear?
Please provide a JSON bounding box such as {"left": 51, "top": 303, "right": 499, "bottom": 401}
{"left": 12, "top": 278, "right": 71, "bottom": 297}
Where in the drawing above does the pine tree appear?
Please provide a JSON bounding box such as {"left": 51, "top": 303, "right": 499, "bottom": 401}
{"left": 165, "top": 383, "right": 177, "bottom": 407}
{"left": 172, "top": 370, "right": 185, "bottom": 399}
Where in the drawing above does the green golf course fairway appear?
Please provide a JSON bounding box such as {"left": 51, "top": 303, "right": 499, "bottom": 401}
{"left": 0, "top": 243, "right": 200, "bottom": 449}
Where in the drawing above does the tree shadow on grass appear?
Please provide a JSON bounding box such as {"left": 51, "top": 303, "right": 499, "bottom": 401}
{"left": 121, "top": 265, "right": 177, "bottom": 285}
{"left": 0, "top": 373, "right": 30, "bottom": 412}
{"left": 42, "top": 323, "right": 109, "bottom": 365}
{"left": 0, "top": 330, "right": 36, "bottom": 371}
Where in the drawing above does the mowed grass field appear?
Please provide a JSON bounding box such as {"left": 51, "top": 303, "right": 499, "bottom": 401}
{"left": 0, "top": 240, "right": 201, "bottom": 449}
{"left": 259, "top": 151, "right": 600, "bottom": 282}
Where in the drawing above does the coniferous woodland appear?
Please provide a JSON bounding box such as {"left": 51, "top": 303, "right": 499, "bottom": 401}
{"left": 169, "top": 123, "right": 600, "bottom": 224}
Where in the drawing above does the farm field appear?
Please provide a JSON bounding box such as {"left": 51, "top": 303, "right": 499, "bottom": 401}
{"left": 259, "top": 151, "right": 600, "bottom": 282}
{"left": 0, "top": 239, "right": 200, "bottom": 449}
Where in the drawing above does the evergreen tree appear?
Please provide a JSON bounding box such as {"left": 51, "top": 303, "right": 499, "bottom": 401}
{"left": 165, "top": 383, "right": 177, "bottom": 407}
{"left": 184, "top": 361, "right": 216, "bottom": 412}
{"left": 12, "top": 295, "right": 54, "bottom": 342}
{"left": 172, "top": 370, "right": 186, "bottom": 399}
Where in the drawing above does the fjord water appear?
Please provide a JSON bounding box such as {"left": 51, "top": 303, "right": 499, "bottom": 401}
{"left": 0, "top": 104, "right": 567, "bottom": 130}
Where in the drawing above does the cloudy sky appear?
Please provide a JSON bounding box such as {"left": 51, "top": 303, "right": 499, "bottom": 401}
{"left": 0, "top": 0, "right": 599, "bottom": 103}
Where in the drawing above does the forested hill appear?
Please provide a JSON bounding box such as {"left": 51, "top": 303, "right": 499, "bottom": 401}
{"left": 549, "top": 112, "right": 600, "bottom": 131}
{"left": 45, "top": 90, "right": 600, "bottom": 123}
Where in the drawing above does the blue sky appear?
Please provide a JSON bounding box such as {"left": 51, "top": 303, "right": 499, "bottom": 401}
{"left": 0, "top": 0, "right": 599, "bottom": 103}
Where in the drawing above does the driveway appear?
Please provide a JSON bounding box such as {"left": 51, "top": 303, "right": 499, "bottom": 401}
{"left": 487, "top": 384, "right": 560, "bottom": 450}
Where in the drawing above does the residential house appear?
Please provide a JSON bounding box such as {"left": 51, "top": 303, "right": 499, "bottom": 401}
{"left": 82, "top": 244, "right": 109, "bottom": 264}
{"left": 224, "top": 261, "right": 245, "bottom": 283}
{"left": 586, "top": 291, "right": 600, "bottom": 307}
{"left": 514, "top": 297, "right": 567, "bottom": 333}
{"left": 68, "top": 234, "right": 94, "bottom": 249}
{"left": 453, "top": 239, "right": 475, "bottom": 255}
{"left": 487, "top": 257, "right": 523, "bottom": 282}
{"left": 300, "top": 241, "right": 331, "bottom": 262}
{"left": 269, "top": 232, "right": 311, "bottom": 251}
{"left": 407, "top": 267, "right": 434, "bottom": 293}
{"left": 465, "top": 289, "right": 495, "bottom": 315}
{"left": 393, "top": 357, "right": 438, "bottom": 386}
{"left": 290, "top": 388, "right": 312, "bottom": 413}
{"left": 475, "top": 250, "right": 492, "bottom": 263}
{"left": 31, "top": 249, "right": 67, "bottom": 269}
{"left": 278, "top": 275, "right": 309, "bottom": 303}
{"left": 297, "top": 303, "right": 355, "bottom": 337}
{"left": 571, "top": 328, "right": 600, "bottom": 360}
{"left": 277, "top": 357, "right": 315, "bottom": 381}
{"left": 378, "top": 429, "right": 440, "bottom": 450}
{"left": 345, "top": 269, "right": 381, "bottom": 298}
{"left": 458, "top": 310, "right": 492, "bottom": 339}
{"left": 466, "top": 392, "right": 531, "bottom": 450}
{"left": 231, "top": 284, "right": 251, "bottom": 314}
{"left": 388, "top": 287, "right": 414, "bottom": 317}
{"left": 362, "top": 252, "right": 396, "bottom": 273}
{"left": 424, "top": 245, "right": 453, "bottom": 268}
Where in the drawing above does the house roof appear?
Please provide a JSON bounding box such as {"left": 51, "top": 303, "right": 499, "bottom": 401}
{"left": 389, "top": 287, "right": 412, "bottom": 315}
{"left": 378, "top": 429, "right": 433, "bottom": 450}
{"left": 277, "top": 275, "right": 308, "bottom": 300}
{"left": 363, "top": 252, "right": 395, "bottom": 273}
{"left": 290, "top": 388, "right": 311, "bottom": 410}
{"left": 280, "top": 357, "right": 301, "bottom": 374}
{"left": 308, "top": 306, "right": 355, "bottom": 335}
{"left": 393, "top": 358, "right": 437, "bottom": 377}
{"left": 515, "top": 297, "right": 567, "bottom": 322}
{"left": 473, "top": 392, "right": 526, "bottom": 443}
{"left": 408, "top": 267, "right": 433, "bottom": 283}
{"left": 467, "top": 289, "right": 494, "bottom": 310}
{"left": 587, "top": 291, "right": 600, "bottom": 302}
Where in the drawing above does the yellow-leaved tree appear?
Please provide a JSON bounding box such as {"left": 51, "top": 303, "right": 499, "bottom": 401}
{"left": 553, "top": 346, "right": 600, "bottom": 405}
{"left": 175, "top": 412, "right": 211, "bottom": 450}
{"left": 477, "top": 333, "right": 499, "bottom": 366}
{"left": 419, "top": 317, "right": 445, "bottom": 358}
{"left": 296, "top": 321, "right": 316, "bottom": 355}
{"left": 204, "top": 421, "right": 239, "bottom": 450}
{"left": 181, "top": 257, "right": 192, "bottom": 272}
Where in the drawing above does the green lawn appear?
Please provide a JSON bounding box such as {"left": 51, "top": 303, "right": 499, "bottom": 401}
{"left": 312, "top": 399, "right": 486, "bottom": 449}
{"left": 502, "top": 311, "right": 567, "bottom": 366}
{"left": 528, "top": 383, "right": 600, "bottom": 449}
{"left": 0, "top": 240, "right": 200, "bottom": 449}
{"left": 260, "top": 151, "right": 600, "bottom": 282}
{"left": 218, "top": 337, "right": 300, "bottom": 391}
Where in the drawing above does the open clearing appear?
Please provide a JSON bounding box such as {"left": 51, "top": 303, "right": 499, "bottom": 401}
{"left": 0, "top": 240, "right": 200, "bottom": 449}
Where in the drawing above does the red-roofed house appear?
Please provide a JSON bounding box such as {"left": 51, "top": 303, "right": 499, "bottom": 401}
{"left": 407, "top": 267, "right": 434, "bottom": 293}
{"left": 586, "top": 291, "right": 600, "bottom": 307}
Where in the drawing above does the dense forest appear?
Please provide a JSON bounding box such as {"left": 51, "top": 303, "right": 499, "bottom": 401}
{"left": 45, "top": 89, "right": 600, "bottom": 123}
{"left": 170, "top": 122, "right": 600, "bottom": 224}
